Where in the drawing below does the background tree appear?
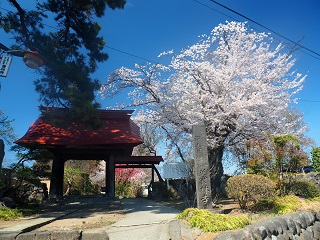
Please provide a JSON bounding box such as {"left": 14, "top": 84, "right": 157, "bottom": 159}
{"left": 311, "top": 147, "right": 320, "bottom": 172}
{"left": 65, "top": 160, "right": 101, "bottom": 177}
{"left": 0, "top": 109, "right": 16, "bottom": 168}
{"left": 244, "top": 138, "right": 274, "bottom": 177}
{"left": 273, "top": 135, "right": 309, "bottom": 174}
{"left": 0, "top": 109, "right": 16, "bottom": 145}
{"left": 64, "top": 166, "right": 82, "bottom": 196}
{"left": 0, "top": 145, "right": 53, "bottom": 200}
{"left": 100, "top": 21, "right": 307, "bottom": 194}
{"left": 1, "top": 0, "right": 126, "bottom": 126}
{"left": 63, "top": 160, "right": 102, "bottom": 196}
{"left": 115, "top": 166, "right": 145, "bottom": 197}
{"left": 132, "top": 121, "right": 161, "bottom": 156}
{"left": 132, "top": 121, "right": 163, "bottom": 183}
{"left": 245, "top": 134, "right": 309, "bottom": 176}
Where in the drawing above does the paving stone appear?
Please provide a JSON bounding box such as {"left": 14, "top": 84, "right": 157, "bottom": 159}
{"left": 16, "top": 232, "right": 36, "bottom": 240}
{"left": 82, "top": 228, "right": 109, "bottom": 240}
{"left": 50, "top": 230, "right": 81, "bottom": 240}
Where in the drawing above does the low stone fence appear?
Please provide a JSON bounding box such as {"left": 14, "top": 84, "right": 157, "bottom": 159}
{"left": 213, "top": 211, "right": 320, "bottom": 240}
{"left": 0, "top": 228, "right": 109, "bottom": 240}
{"left": 2, "top": 211, "right": 320, "bottom": 240}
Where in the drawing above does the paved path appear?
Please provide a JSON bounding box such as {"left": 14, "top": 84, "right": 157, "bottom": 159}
{"left": 106, "top": 198, "right": 182, "bottom": 240}
{"left": 0, "top": 196, "right": 183, "bottom": 240}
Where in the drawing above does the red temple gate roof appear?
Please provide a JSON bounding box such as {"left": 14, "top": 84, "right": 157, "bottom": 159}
{"left": 15, "top": 108, "right": 144, "bottom": 148}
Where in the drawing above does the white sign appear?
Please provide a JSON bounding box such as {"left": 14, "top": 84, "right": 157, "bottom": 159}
{"left": 0, "top": 55, "right": 13, "bottom": 77}
{"left": 163, "top": 162, "right": 190, "bottom": 179}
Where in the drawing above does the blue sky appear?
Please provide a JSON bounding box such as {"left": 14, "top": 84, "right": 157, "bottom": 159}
{"left": 0, "top": 0, "right": 319, "bottom": 167}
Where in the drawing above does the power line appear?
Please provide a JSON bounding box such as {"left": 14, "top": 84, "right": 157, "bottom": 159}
{"left": 191, "top": 1, "right": 320, "bottom": 61}
{"left": 192, "top": 0, "right": 320, "bottom": 61}
{"left": 207, "top": 0, "right": 320, "bottom": 59}
{"left": 105, "top": 46, "right": 158, "bottom": 64}
{"left": 191, "top": 0, "right": 237, "bottom": 21}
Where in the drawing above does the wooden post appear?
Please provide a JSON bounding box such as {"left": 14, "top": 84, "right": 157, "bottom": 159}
{"left": 49, "top": 153, "right": 64, "bottom": 201}
{"left": 57, "top": 159, "right": 65, "bottom": 198}
{"left": 153, "top": 165, "right": 164, "bottom": 182}
{"left": 151, "top": 165, "right": 155, "bottom": 185}
{"left": 105, "top": 155, "right": 115, "bottom": 198}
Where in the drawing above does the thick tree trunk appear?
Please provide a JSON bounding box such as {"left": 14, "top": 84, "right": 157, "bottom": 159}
{"left": 208, "top": 147, "right": 224, "bottom": 196}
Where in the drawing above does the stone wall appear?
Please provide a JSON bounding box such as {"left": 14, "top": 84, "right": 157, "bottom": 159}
{"left": 213, "top": 211, "right": 320, "bottom": 240}
{"left": 209, "top": 173, "right": 320, "bottom": 239}
{"left": 15, "top": 182, "right": 48, "bottom": 204}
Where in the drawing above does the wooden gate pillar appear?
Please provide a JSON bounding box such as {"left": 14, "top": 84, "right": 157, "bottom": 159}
{"left": 49, "top": 153, "right": 65, "bottom": 201}
{"left": 105, "top": 154, "right": 115, "bottom": 198}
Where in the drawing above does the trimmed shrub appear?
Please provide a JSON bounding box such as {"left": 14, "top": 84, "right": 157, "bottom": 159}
{"left": 177, "top": 208, "right": 250, "bottom": 232}
{"left": 283, "top": 179, "right": 320, "bottom": 199}
{"left": 226, "top": 174, "right": 276, "bottom": 209}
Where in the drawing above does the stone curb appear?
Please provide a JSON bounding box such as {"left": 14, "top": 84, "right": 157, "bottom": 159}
{"left": 0, "top": 229, "right": 110, "bottom": 240}
{"left": 213, "top": 211, "right": 319, "bottom": 240}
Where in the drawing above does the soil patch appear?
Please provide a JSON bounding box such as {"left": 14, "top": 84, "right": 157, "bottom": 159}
{"left": 35, "top": 195, "right": 126, "bottom": 231}
{"left": 0, "top": 195, "right": 126, "bottom": 231}
{"left": 35, "top": 211, "right": 124, "bottom": 231}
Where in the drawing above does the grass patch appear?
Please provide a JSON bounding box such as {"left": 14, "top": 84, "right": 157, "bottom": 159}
{"left": 177, "top": 208, "right": 250, "bottom": 232}
{"left": 273, "top": 195, "right": 302, "bottom": 214}
{"left": 249, "top": 195, "right": 320, "bottom": 216}
{"left": 0, "top": 207, "right": 23, "bottom": 221}
{"left": 0, "top": 203, "right": 38, "bottom": 221}
{"left": 247, "top": 212, "right": 278, "bottom": 222}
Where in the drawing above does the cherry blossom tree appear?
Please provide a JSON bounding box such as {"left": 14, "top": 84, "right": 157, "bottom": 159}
{"left": 115, "top": 166, "right": 146, "bottom": 184}
{"left": 99, "top": 21, "right": 307, "bottom": 194}
{"left": 115, "top": 166, "right": 146, "bottom": 197}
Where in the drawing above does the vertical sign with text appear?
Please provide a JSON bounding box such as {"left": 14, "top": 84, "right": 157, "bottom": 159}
{"left": 192, "top": 124, "right": 212, "bottom": 209}
{"left": 0, "top": 55, "right": 13, "bottom": 77}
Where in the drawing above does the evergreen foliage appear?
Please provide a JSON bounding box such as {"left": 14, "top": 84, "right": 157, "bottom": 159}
{"left": 64, "top": 166, "right": 97, "bottom": 196}
{"left": 1, "top": 0, "right": 126, "bottom": 126}
{"left": 311, "top": 147, "right": 320, "bottom": 172}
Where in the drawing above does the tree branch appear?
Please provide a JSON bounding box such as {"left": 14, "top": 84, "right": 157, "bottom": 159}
{"left": 9, "top": 0, "right": 31, "bottom": 46}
